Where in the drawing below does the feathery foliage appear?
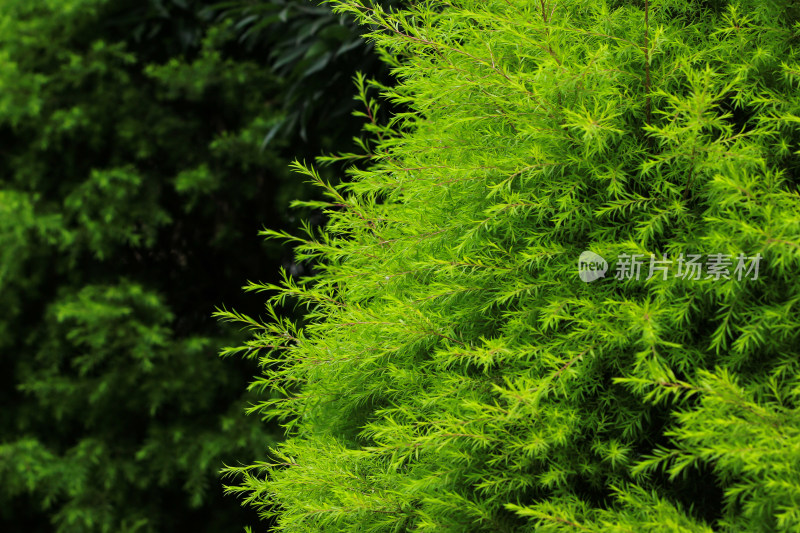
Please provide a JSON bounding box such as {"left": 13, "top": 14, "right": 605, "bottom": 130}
{"left": 221, "top": 0, "right": 800, "bottom": 531}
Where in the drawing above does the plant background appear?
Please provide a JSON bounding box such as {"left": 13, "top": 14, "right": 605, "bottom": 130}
{"left": 0, "top": 0, "right": 396, "bottom": 531}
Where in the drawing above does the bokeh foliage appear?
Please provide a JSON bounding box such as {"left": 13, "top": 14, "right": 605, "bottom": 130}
{"left": 0, "top": 0, "right": 388, "bottom": 531}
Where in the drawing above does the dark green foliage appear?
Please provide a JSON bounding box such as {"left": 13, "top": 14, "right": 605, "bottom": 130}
{"left": 220, "top": 0, "right": 800, "bottom": 531}
{"left": 0, "top": 0, "right": 382, "bottom": 531}
{"left": 208, "top": 0, "right": 402, "bottom": 146}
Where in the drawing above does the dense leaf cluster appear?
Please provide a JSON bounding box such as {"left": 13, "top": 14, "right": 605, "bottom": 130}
{"left": 221, "top": 0, "right": 800, "bottom": 531}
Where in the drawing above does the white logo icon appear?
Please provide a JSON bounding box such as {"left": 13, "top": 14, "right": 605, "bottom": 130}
{"left": 578, "top": 251, "right": 608, "bottom": 283}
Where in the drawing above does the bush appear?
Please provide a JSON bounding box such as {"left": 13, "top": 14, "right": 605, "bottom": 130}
{"left": 221, "top": 0, "right": 800, "bottom": 531}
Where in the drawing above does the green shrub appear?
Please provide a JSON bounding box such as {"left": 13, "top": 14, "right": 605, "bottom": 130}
{"left": 221, "top": 0, "right": 800, "bottom": 531}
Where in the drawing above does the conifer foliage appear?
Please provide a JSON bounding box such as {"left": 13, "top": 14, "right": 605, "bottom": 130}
{"left": 221, "top": 0, "right": 800, "bottom": 531}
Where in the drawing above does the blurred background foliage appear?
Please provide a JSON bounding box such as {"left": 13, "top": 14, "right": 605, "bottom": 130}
{"left": 0, "top": 0, "right": 396, "bottom": 531}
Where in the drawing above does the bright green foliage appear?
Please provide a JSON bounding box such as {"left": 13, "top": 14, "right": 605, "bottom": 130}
{"left": 220, "top": 0, "right": 800, "bottom": 531}
{"left": 0, "top": 0, "right": 382, "bottom": 531}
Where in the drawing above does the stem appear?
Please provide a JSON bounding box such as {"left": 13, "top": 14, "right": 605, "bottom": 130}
{"left": 644, "top": 0, "right": 652, "bottom": 130}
